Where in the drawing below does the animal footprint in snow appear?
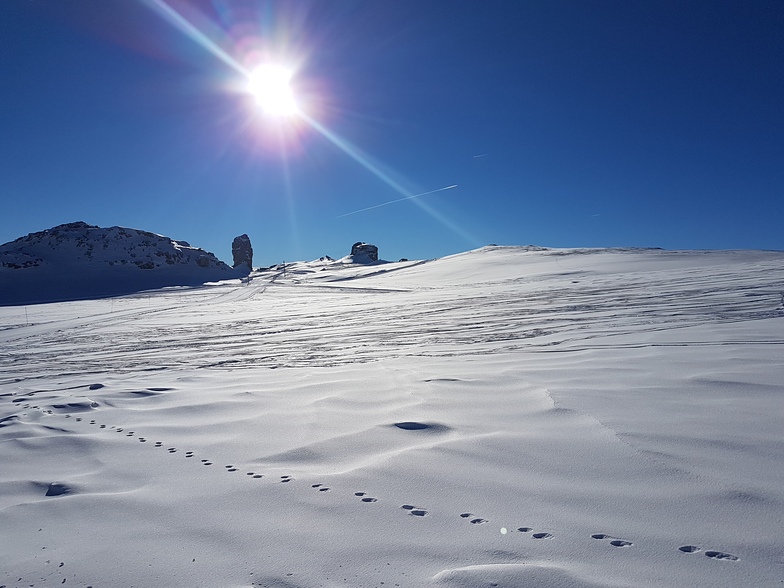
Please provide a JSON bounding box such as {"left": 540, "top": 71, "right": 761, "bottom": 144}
{"left": 201, "top": 459, "right": 213, "bottom": 466}
{"left": 679, "top": 545, "right": 701, "bottom": 554}
{"left": 281, "top": 475, "right": 293, "bottom": 483}
{"left": 705, "top": 550, "right": 739, "bottom": 561}
{"left": 460, "top": 513, "right": 488, "bottom": 524}
{"left": 185, "top": 451, "right": 194, "bottom": 458}
{"left": 139, "top": 437, "right": 147, "bottom": 442}
{"left": 518, "top": 527, "right": 533, "bottom": 533}
{"left": 312, "top": 483, "right": 330, "bottom": 492}
{"left": 532, "top": 532, "right": 554, "bottom": 539}
{"left": 592, "top": 533, "right": 631, "bottom": 547}
{"left": 168, "top": 447, "right": 177, "bottom": 453}
{"left": 401, "top": 504, "right": 428, "bottom": 517}
{"left": 225, "top": 465, "right": 238, "bottom": 472}
{"left": 355, "top": 492, "right": 377, "bottom": 502}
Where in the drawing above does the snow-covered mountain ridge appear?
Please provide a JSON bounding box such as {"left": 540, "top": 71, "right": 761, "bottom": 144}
{"left": 0, "top": 221, "right": 230, "bottom": 271}
{"left": 0, "top": 222, "right": 246, "bottom": 305}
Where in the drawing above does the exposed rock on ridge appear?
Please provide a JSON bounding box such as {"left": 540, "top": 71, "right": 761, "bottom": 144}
{"left": 350, "top": 242, "right": 379, "bottom": 263}
{"left": 232, "top": 234, "right": 253, "bottom": 271}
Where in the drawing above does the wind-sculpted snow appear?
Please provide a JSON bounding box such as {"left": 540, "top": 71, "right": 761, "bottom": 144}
{"left": 1, "top": 247, "right": 783, "bottom": 587}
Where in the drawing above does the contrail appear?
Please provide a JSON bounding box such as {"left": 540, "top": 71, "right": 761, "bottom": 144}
{"left": 337, "top": 185, "right": 458, "bottom": 218}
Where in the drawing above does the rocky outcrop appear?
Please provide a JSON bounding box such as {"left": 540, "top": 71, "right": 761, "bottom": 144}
{"left": 232, "top": 234, "right": 253, "bottom": 270}
{"left": 350, "top": 242, "right": 378, "bottom": 263}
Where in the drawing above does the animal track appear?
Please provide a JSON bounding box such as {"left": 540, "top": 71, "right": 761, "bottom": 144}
{"left": 592, "top": 533, "right": 632, "bottom": 547}
{"left": 459, "top": 512, "right": 487, "bottom": 524}
{"left": 705, "top": 550, "right": 739, "bottom": 561}
{"left": 42, "top": 408, "right": 743, "bottom": 570}
{"left": 401, "top": 505, "right": 428, "bottom": 517}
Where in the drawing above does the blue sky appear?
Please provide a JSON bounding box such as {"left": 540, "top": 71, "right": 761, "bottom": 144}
{"left": 1, "top": 0, "right": 782, "bottom": 265}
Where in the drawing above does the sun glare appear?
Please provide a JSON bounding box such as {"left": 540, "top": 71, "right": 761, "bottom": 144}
{"left": 248, "top": 64, "right": 298, "bottom": 117}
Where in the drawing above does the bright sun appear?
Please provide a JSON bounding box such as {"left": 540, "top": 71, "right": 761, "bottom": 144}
{"left": 247, "top": 64, "right": 298, "bottom": 117}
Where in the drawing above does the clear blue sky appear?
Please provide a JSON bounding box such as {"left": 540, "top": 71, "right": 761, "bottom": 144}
{"left": 2, "top": 0, "right": 782, "bottom": 265}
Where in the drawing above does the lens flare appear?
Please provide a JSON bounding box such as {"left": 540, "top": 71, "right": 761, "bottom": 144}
{"left": 142, "top": 0, "right": 480, "bottom": 247}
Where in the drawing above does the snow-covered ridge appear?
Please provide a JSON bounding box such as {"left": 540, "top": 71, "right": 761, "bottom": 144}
{"left": 0, "top": 221, "right": 245, "bottom": 305}
{"left": 0, "top": 221, "right": 230, "bottom": 271}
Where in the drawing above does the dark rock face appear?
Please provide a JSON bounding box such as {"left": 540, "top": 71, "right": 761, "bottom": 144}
{"left": 350, "top": 242, "right": 378, "bottom": 262}
{"left": 232, "top": 234, "right": 253, "bottom": 270}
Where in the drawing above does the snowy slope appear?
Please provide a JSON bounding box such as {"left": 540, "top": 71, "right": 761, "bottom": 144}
{"left": 1, "top": 246, "right": 783, "bottom": 587}
{"left": 0, "top": 222, "right": 245, "bottom": 305}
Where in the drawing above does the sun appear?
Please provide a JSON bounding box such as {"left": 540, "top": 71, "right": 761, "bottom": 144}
{"left": 247, "top": 64, "right": 298, "bottom": 117}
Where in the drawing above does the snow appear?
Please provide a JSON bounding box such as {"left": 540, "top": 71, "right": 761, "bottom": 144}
{"left": 1, "top": 246, "right": 783, "bottom": 587}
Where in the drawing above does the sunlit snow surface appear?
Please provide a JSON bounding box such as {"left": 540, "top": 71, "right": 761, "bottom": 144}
{"left": 1, "top": 246, "right": 783, "bottom": 587}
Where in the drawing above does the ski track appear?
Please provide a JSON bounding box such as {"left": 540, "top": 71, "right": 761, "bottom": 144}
{"left": 1, "top": 254, "right": 782, "bottom": 380}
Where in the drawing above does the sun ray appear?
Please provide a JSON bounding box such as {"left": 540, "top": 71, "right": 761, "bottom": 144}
{"left": 142, "top": 0, "right": 249, "bottom": 77}
{"left": 141, "top": 0, "right": 480, "bottom": 247}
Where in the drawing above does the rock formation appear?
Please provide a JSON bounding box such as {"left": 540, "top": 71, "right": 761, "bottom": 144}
{"left": 232, "top": 234, "right": 253, "bottom": 270}
{"left": 350, "top": 242, "right": 378, "bottom": 263}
